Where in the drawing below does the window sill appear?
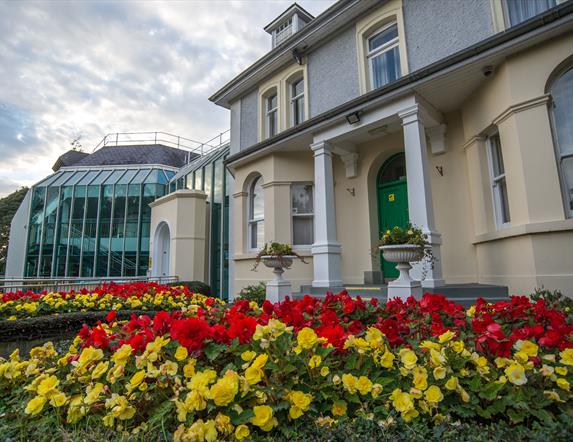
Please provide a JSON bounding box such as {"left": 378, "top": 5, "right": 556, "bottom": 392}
{"left": 473, "top": 218, "right": 573, "bottom": 244}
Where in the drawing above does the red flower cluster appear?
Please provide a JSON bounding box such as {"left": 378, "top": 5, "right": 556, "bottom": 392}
{"left": 75, "top": 292, "right": 573, "bottom": 361}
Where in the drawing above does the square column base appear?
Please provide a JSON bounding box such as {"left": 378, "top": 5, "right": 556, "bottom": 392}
{"left": 266, "top": 280, "right": 292, "bottom": 304}
{"left": 387, "top": 280, "right": 422, "bottom": 302}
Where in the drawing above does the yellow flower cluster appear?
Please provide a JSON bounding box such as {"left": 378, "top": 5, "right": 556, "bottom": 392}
{"left": 1, "top": 320, "right": 573, "bottom": 440}
{"left": 0, "top": 287, "right": 221, "bottom": 320}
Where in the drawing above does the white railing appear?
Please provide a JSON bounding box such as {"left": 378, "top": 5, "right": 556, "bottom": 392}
{"left": 0, "top": 276, "right": 179, "bottom": 294}
{"left": 92, "top": 130, "right": 230, "bottom": 161}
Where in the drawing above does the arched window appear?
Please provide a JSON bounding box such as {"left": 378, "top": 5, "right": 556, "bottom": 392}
{"left": 549, "top": 66, "right": 573, "bottom": 215}
{"left": 248, "top": 176, "right": 264, "bottom": 250}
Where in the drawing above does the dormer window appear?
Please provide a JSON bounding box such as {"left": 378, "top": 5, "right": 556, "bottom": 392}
{"left": 264, "top": 4, "right": 314, "bottom": 49}
{"left": 367, "top": 22, "right": 401, "bottom": 90}
{"left": 265, "top": 92, "right": 278, "bottom": 138}
{"left": 274, "top": 19, "right": 293, "bottom": 47}
{"left": 290, "top": 77, "right": 304, "bottom": 126}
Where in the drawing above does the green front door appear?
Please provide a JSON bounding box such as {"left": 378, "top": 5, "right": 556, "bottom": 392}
{"left": 377, "top": 154, "right": 409, "bottom": 279}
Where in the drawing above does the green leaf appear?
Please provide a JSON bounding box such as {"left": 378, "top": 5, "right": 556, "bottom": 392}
{"left": 204, "top": 343, "right": 223, "bottom": 361}
{"left": 231, "top": 410, "right": 254, "bottom": 425}
{"left": 479, "top": 382, "right": 504, "bottom": 400}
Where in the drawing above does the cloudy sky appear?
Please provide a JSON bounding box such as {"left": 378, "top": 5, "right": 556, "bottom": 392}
{"left": 0, "top": 0, "right": 335, "bottom": 197}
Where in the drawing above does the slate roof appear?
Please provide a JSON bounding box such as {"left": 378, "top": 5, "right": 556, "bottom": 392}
{"left": 52, "top": 149, "right": 90, "bottom": 171}
{"left": 72, "top": 144, "right": 196, "bottom": 169}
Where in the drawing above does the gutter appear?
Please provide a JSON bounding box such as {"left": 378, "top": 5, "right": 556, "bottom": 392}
{"left": 225, "top": 1, "right": 573, "bottom": 166}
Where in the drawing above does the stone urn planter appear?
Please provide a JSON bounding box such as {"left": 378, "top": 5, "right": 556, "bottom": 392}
{"left": 261, "top": 255, "right": 295, "bottom": 303}
{"left": 380, "top": 244, "right": 423, "bottom": 301}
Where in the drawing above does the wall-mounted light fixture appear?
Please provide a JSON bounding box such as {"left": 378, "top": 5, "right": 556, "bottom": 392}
{"left": 346, "top": 111, "right": 362, "bottom": 125}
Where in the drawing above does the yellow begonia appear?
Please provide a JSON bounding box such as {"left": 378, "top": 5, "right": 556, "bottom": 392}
{"left": 560, "top": 348, "right": 573, "bottom": 366}
{"left": 37, "top": 375, "right": 59, "bottom": 398}
{"left": 111, "top": 344, "right": 133, "bottom": 366}
{"left": 320, "top": 366, "right": 330, "bottom": 377}
{"left": 438, "top": 330, "right": 455, "bottom": 343}
{"left": 235, "top": 424, "right": 250, "bottom": 440}
{"left": 412, "top": 366, "right": 428, "bottom": 391}
{"left": 341, "top": 373, "right": 358, "bottom": 394}
{"left": 183, "top": 359, "right": 197, "bottom": 378}
{"left": 425, "top": 385, "right": 444, "bottom": 404}
{"left": 356, "top": 376, "right": 373, "bottom": 395}
{"left": 309, "top": 354, "right": 322, "bottom": 369}
{"left": 251, "top": 405, "right": 276, "bottom": 432}
{"left": 85, "top": 382, "right": 105, "bottom": 405}
{"left": 433, "top": 366, "right": 447, "bottom": 380}
{"left": 399, "top": 349, "right": 418, "bottom": 370}
{"left": 331, "top": 400, "right": 347, "bottom": 416}
{"left": 50, "top": 392, "right": 67, "bottom": 407}
{"left": 91, "top": 361, "right": 109, "bottom": 379}
{"left": 390, "top": 389, "right": 414, "bottom": 413}
{"left": 556, "top": 378, "right": 570, "bottom": 391}
{"left": 241, "top": 351, "right": 256, "bottom": 362}
{"left": 379, "top": 350, "right": 395, "bottom": 368}
{"left": 556, "top": 366, "right": 568, "bottom": 376}
{"left": 365, "top": 327, "right": 385, "bottom": 349}
{"left": 297, "top": 327, "right": 318, "bottom": 350}
{"left": 514, "top": 340, "right": 538, "bottom": 357}
{"left": 288, "top": 390, "right": 312, "bottom": 419}
{"left": 445, "top": 376, "right": 458, "bottom": 391}
{"left": 210, "top": 370, "right": 239, "bottom": 406}
{"left": 174, "top": 346, "right": 188, "bottom": 361}
{"left": 25, "top": 395, "right": 47, "bottom": 415}
{"left": 505, "top": 363, "right": 527, "bottom": 385}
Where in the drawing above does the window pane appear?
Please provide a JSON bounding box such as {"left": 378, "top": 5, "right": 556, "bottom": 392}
{"left": 562, "top": 157, "right": 573, "bottom": 211}
{"left": 368, "top": 24, "right": 398, "bottom": 52}
{"left": 293, "top": 217, "right": 313, "bottom": 245}
{"left": 552, "top": 68, "right": 573, "bottom": 156}
{"left": 490, "top": 134, "right": 505, "bottom": 176}
{"left": 379, "top": 154, "right": 406, "bottom": 184}
{"left": 267, "top": 94, "right": 277, "bottom": 110}
{"left": 293, "top": 97, "right": 304, "bottom": 125}
{"left": 505, "top": 0, "right": 556, "bottom": 27}
{"left": 498, "top": 178, "right": 511, "bottom": 224}
{"left": 370, "top": 45, "right": 401, "bottom": 89}
{"left": 268, "top": 110, "right": 277, "bottom": 137}
{"left": 293, "top": 79, "right": 304, "bottom": 97}
{"left": 292, "top": 184, "right": 313, "bottom": 214}
{"left": 250, "top": 177, "right": 264, "bottom": 219}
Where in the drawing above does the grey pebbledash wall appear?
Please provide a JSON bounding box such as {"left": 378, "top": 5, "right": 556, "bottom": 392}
{"left": 403, "top": 0, "right": 495, "bottom": 72}
{"left": 307, "top": 25, "right": 360, "bottom": 119}
{"left": 239, "top": 88, "right": 259, "bottom": 151}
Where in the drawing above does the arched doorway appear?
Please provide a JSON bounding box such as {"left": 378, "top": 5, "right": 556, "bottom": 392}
{"left": 377, "top": 153, "right": 409, "bottom": 279}
{"left": 154, "top": 222, "right": 171, "bottom": 277}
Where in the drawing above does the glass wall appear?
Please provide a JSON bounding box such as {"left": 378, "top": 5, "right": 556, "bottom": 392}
{"left": 172, "top": 146, "right": 230, "bottom": 299}
{"left": 25, "top": 167, "right": 174, "bottom": 278}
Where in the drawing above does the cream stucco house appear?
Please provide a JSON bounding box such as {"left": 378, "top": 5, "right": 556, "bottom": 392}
{"left": 202, "top": 0, "right": 573, "bottom": 300}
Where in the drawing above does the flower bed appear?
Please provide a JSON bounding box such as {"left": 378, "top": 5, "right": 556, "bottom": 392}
{"left": 0, "top": 282, "right": 220, "bottom": 320}
{"left": 1, "top": 292, "right": 573, "bottom": 441}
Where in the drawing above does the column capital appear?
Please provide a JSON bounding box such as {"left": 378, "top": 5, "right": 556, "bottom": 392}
{"left": 310, "top": 140, "right": 333, "bottom": 154}
{"left": 398, "top": 104, "right": 421, "bottom": 126}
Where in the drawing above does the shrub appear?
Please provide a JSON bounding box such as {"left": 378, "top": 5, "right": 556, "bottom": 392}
{"left": 236, "top": 282, "right": 267, "bottom": 305}
{"left": 171, "top": 280, "right": 211, "bottom": 297}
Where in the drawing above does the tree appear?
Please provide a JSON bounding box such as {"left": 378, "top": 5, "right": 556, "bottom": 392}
{"left": 0, "top": 187, "right": 29, "bottom": 275}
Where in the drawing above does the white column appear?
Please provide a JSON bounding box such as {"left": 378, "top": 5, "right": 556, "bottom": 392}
{"left": 310, "top": 140, "right": 343, "bottom": 289}
{"left": 399, "top": 105, "right": 445, "bottom": 288}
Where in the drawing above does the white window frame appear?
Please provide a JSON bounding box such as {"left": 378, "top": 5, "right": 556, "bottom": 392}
{"left": 289, "top": 77, "right": 305, "bottom": 127}
{"left": 486, "top": 132, "right": 511, "bottom": 228}
{"left": 366, "top": 21, "right": 400, "bottom": 91}
{"left": 265, "top": 93, "right": 278, "bottom": 139}
{"left": 248, "top": 176, "right": 264, "bottom": 251}
{"left": 291, "top": 183, "right": 314, "bottom": 246}
{"left": 548, "top": 67, "right": 573, "bottom": 218}
{"left": 502, "top": 0, "right": 562, "bottom": 28}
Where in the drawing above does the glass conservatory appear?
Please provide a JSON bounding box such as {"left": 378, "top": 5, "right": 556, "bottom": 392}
{"left": 170, "top": 145, "right": 230, "bottom": 299}
{"left": 25, "top": 167, "right": 176, "bottom": 278}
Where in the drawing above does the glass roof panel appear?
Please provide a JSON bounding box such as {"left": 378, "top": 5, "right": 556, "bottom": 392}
{"left": 50, "top": 170, "right": 76, "bottom": 187}
{"left": 91, "top": 170, "right": 113, "bottom": 185}
{"left": 130, "top": 168, "right": 151, "bottom": 184}
{"left": 64, "top": 170, "right": 88, "bottom": 186}
{"left": 78, "top": 170, "right": 101, "bottom": 185}
{"left": 35, "top": 172, "right": 61, "bottom": 187}
{"left": 144, "top": 169, "right": 162, "bottom": 184}
{"left": 117, "top": 169, "right": 138, "bottom": 184}
{"left": 103, "top": 169, "right": 126, "bottom": 185}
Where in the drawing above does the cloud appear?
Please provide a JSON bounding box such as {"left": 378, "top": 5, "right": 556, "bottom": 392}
{"left": 0, "top": 0, "right": 335, "bottom": 197}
